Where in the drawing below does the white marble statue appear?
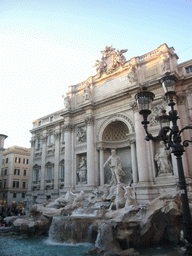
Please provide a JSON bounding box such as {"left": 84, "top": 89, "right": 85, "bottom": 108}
{"left": 154, "top": 141, "right": 172, "bottom": 175}
{"left": 77, "top": 156, "right": 87, "bottom": 184}
{"left": 104, "top": 149, "right": 125, "bottom": 185}
{"left": 83, "top": 82, "right": 92, "bottom": 101}
{"left": 124, "top": 185, "right": 136, "bottom": 207}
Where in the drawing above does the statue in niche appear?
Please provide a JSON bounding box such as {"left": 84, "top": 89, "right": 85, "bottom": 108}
{"left": 77, "top": 127, "right": 86, "bottom": 143}
{"left": 154, "top": 141, "right": 172, "bottom": 175}
{"left": 77, "top": 156, "right": 87, "bottom": 184}
{"left": 104, "top": 149, "right": 125, "bottom": 185}
{"left": 83, "top": 82, "right": 92, "bottom": 102}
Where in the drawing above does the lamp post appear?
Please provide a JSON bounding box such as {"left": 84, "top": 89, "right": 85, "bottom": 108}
{"left": 135, "top": 74, "right": 192, "bottom": 253}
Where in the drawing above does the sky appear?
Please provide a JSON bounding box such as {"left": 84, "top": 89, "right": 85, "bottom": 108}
{"left": 1, "top": 0, "right": 192, "bottom": 149}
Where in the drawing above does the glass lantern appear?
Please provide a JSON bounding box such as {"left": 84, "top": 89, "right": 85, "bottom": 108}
{"left": 135, "top": 87, "right": 155, "bottom": 118}
{"left": 160, "top": 75, "right": 177, "bottom": 98}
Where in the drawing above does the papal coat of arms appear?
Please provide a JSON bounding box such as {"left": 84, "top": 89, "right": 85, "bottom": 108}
{"left": 93, "top": 46, "right": 128, "bottom": 78}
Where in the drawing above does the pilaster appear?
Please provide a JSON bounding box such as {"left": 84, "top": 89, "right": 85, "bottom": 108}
{"left": 85, "top": 114, "right": 95, "bottom": 186}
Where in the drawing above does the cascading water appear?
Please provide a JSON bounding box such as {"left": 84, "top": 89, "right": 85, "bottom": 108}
{"left": 49, "top": 215, "right": 100, "bottom": 245}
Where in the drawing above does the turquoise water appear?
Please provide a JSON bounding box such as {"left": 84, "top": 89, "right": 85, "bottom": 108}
{"left": 0, "top": 236, "right": 182, "bottom": 256}
{"left": 0, "top": 236, "right": 98, "bottom": 256}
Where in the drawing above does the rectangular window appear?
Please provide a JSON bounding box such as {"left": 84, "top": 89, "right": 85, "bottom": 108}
{"left": 1, "top": 169, "right": 3, "bottom": 177}
{"left": 4, "top": 169, "right": 7, "bottom": 176}
{"left": 34, "top": 169, "right": 39, "bottom": 181}
{"left": 0, "top": 181, "right": 2, "bottom": 189}
{"left": 2, "top": 159, "right": 4, "bottom": 165}
{"left": 22, "top": 181, "right": 27, "bottom": 189}
{"left": 22, "top": 192, "right": 25, "bottom": 198}
{"left": 50, "top": 116, "right": 53, "bottom": 122}
{"left": 61, "top": 131, "right": 65, "bottom": 142}
{"left": 61, "top": 165, "right": 65, "bottom": 179}
{"left": 38, "top": 120, "right": 41, "bottom": 126}
{"left": 23, "top": 169, "right": 27, "bottom": 176}
{"left": 47, "top": 167, "right": 52, "bottom": 181}
{"left": 26, "top": 159, "right": 29, "bottom": 164}
{"left": 23, "top": 158, "right": 25, "bottom": 164}
{"left": 6, "top": 158, "right": 8, "bottom": 163}
{"left": 15, "top": 157, "right": 21, "bottom": 163}
{"left": 13, "top": 192, "right": 17, "bottom": 198}
{"left": 49, "top": 134, "right": 54, "bottom": 145}
{"left": 186, "top": 66, "right": 192, "bottom": 74}
{"left": 14, "top": 169, "right": 20, "bottom": 175}
{"left": 4, "top": 180, "right": 7, "bottom": 188}
{"left": 37, "top": 139, "right": 41, "bottom": 149}
{"left": 13, "top": 181, "right": 19, "bottom": 188}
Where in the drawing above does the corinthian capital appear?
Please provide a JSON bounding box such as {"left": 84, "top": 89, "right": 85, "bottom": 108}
{"left": 65, "top": 124, "right": 74, "bottom": 132}
{"left": 85, "top": 116, "right": 94, "bottom": 125}
{"left": 130, "top": 101, "right": 138, "bottom": 112}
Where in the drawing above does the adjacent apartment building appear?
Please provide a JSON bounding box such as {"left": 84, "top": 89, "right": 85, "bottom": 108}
{"left": 0, "top": 146, "right": 30, "bottom": 206}
{"left": 28, "top": 43, "right": 192, "bottom": 204}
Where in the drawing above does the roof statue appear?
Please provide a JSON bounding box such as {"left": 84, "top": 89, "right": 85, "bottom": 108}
{"left": 94, "top": 46, "right": 128, "bottom": 78}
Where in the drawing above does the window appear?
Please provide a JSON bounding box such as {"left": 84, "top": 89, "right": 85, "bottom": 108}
{"left": 4, "top": 169, "right": 7, "bottom": 176}
{"left": 2, "top": 159, "right": 4, "bottom": 165}
{"left": 60, "top": 162, "right": 65, "bottom": 180}
{"left": 38, "top": 120, "right": 41, "bottom": 126}
{"left": 47, "top": 167, "right": 52, "bottom": 181}
{"left": 23, "top": 158, "right": 25, "bottom": 164}
{"left": 22, "top": 181, "right": 27, "bottom": 189}
{"left": 1, "top": 169, "right": 3, "bottom": 177}
{"left": 6, "top": 158, "right": 8, "bottom": 163}
{"left": 13, "top": 192, "right": 17, "bottom": 198}
{"left": 4, "top": 180, "right": 7, "bottom": 188}
{"left": 50, "top": 116, "right": 53, "bottom": 122}
{"left": 14, "top": 169, "right": 20, "bottom": 175}
{"left": 22, "top": 192, "right": 25, "bottom": 198}
{"left": 13, "top": 181, "right": 19, "bottom": 188}
{"left": 15, "top": 157, "right": 21, "bottom": 163}
{"left": 37, "top": 138, "right": 41, "bottom": 149}
{"left": 26, "top": 159, "right": 29, "bottom": 164}
{"left": 186, "top": 66, "right": 192, "bottom": 74}
{"left": 23, "top": 170, "right": 27, "bottom": 176}
{"left": 49, "top": 134, "right": 54, "bottom": 145}
{"left": 34, "top": 169, "right": 39, "bottom": 181}
{"left": 0, "top": 181, "right": 2, "bottom": 189}
{"left": 61, "top": 131, "right": 65, "bottom": 143}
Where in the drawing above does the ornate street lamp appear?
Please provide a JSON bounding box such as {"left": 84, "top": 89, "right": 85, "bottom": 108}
{"left": 135, "top": 74, "right": 192, "bottom": 253}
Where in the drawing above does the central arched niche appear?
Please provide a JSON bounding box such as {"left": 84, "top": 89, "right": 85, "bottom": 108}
{"left": 102, "top": 121, "right": 132, "bottom": 185}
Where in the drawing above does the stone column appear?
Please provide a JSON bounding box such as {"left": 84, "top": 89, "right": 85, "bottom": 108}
{"left": 130, "top": 139, "right": 138, "bottom": 183}
{"left": 134, "top": 109, "right": 149, "bottom": 182}
{"left": 40, "top": 132, "right": 47, "bottom": 191}
{"left": 64, "top": 124, "right": 72, "bottom": 188}
{"left": 99, "top": 148, "right": 104, "bottom": 185}
{"left": 176, "top": 93, "right": 191, "bottom": 177}
{"left": 28, "top": 137, "right": 35, "bottom": 192}
{"left": 54, "top": 128, "right": 60, "bottom": 190}
{"left": 85, "top": 115, "right": 95, "bottom": 186}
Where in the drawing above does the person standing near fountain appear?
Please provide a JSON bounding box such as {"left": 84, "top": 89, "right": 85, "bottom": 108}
{"left": 104, "top": 149, "right": 125, "bottom": 185}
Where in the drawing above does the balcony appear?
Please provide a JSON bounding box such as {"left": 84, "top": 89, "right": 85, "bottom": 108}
{"left": 32, "top": 181, "right": 40, "bottom": 190}
{"left": 45, "top": 179, "right": 54, "bottom": 189}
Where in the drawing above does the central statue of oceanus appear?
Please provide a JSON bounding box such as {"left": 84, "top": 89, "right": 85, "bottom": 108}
{"left": 104, "top": 149, "right": 125, "bottom": 185}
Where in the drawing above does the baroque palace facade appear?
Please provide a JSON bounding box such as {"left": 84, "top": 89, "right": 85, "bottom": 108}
{"left": 28, "top": 44, "right": 192, "bottom": 203}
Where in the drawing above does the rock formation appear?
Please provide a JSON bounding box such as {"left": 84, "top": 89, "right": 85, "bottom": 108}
{"left": 2, "top": 187, "right": 188, "bottom": 255}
